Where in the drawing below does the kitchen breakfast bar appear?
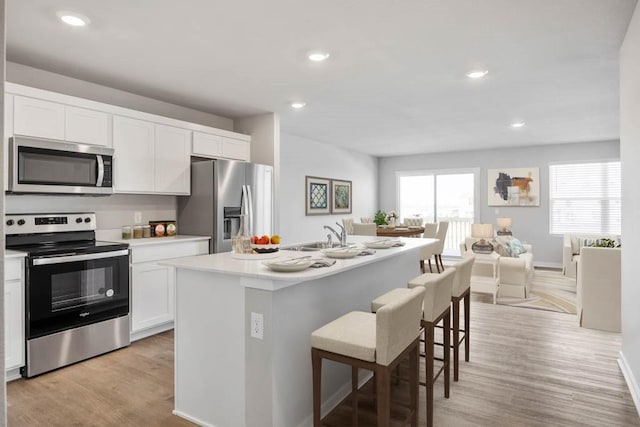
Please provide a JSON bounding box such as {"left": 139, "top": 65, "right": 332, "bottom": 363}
{"left": 162, "top": 236, "right": 437, "bottom": 427}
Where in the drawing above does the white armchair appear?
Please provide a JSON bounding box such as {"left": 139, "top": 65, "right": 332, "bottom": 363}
{"left": 563, "top": 233, "right": 620, "bottom": 278}
{"left": 577, "top": 247, "right": 621, "bottom": 332}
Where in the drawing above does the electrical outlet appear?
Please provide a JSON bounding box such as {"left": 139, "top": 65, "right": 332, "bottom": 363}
{"left": 251, "top": 312, "right": 264, "bottom": 340}
{"left": 134, "top": 211, "right": 142, "bottom": 224}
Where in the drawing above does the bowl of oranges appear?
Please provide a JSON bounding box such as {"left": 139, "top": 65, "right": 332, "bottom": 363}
{"left": 250, "top": 234, "right": 281, "bottom": 253}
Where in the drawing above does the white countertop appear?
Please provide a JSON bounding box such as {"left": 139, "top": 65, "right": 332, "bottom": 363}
{"left": 5, "top": 249, "right": 27, "bottom": 259}
{"left": 106, "top": 235, "right": 210, "bottom": 247}
{"left": 162, "top": 236, "right": 437, "bottom": 289}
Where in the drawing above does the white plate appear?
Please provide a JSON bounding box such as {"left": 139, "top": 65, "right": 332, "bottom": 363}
{"left": 231, "top": 251, "right": 280, "bottom": 260}
{"left": 364, "top": 240, "right": 397, "bottom": 249}
{"left": 263, "top": 259, "right": 315, "bottom": 272}
{"left": 321, "top": 248, "right": 361, "bottom": 259}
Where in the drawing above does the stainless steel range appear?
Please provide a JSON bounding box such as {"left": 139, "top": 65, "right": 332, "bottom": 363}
{"left": 5, "top": 213, "right": 130, "bottom": 378}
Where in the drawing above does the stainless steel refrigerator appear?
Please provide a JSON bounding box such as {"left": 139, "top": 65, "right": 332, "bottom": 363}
{"left": 177, "top": 159, "right": 274, "bottom": 253}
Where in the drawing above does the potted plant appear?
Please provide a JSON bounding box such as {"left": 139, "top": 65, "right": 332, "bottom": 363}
{"left": 374, "top": 210, "right": 387, "bottom": 226}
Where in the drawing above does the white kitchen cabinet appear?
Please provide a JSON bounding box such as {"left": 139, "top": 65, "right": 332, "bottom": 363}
{"left": 113, "top": 115, "right": 156, "bottom": 193}
{"left": 131, "top": 262, "right": 175, "bottom": 333}
{"left": 5, "top": 256, "right": 25, "bottom": 380}
{"left": 129, "top": 238, "right": 209, "bottom": 341}
{"left": 13, "top": 95, "right": 65, "bottom": 140}
{"left": 155, "top": 124, "right": 191, "bottom": 194}
{"left": 4, "top": 94, "right": 14, "bottom": 192}
{"left": 192, "top": 131, "right": 250, "bottom": 161}
{"left": 65, "top": 106, "right": 111, "bottom": 147}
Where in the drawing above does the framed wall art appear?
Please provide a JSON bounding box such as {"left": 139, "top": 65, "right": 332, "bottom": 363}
{"left": 331, "top": 179, "right": 352, "bottom": 214}
{"left": 305, "top": 176, "right": 331, "bottom": 215}
{"left": 488, "top": 167, "right": 540, "bottom": 206}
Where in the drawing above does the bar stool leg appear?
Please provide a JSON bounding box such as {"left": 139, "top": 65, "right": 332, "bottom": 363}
{"left": 425, "top": 324, "right": 434, "bottom": 427}
{"left": 464, "top": 293, "right": 471, "bottom": 362}
{"left": 452, "top": 298, "right": 460, "bottom": 382}
{"left": 444, "top": 310, "right": 451, "bottom": 398}
{"left": 409, "top": 344, "right": 419, "bottom": 427}
{"left": 352, "top": 367, "right": 358, "bottom": 426}
{"left": 376, "top": 365, "right": 391, "bottom": 427}
{"left": 428, "top": 259, "right": 433, "bottom": 273}
{"left": 420, "top": 260, "right": 426, "bottom": 274}
{"left": 312, "top": 349, "right": 322, "bottom": 427}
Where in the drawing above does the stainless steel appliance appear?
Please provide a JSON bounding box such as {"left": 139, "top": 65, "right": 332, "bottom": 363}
{"left": 9, "top": 136, "right": 114, "bottom": 195}
{"left": 178, "top": 159, "right": 274, "bottom": 253}
{"left": 5, "top": 213, "right": 130, "bottom": 378}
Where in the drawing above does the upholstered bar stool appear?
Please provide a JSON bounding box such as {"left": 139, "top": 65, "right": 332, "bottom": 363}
{"left": 449, "top": 256, "right": 475, "bottom": 381}
{"left": 311, "top": 287, "right": 425, "bottom": 427}
{"left": 372, "top": 269, "right": 455, "bottom": 427}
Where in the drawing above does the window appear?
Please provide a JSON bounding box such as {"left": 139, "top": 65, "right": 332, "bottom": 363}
{"left": 549, "top": 161, "right": 621, "bottom": 234}
{"left": 397, "top": 168, "right": 478, "bottom": 255}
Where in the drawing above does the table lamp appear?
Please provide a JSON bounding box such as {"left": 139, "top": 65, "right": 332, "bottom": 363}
{"left": 496, "top": 217, "right": 512, "bottom": 236}
{"left": 471, "top": 223, "right": 494, "bottom": 254}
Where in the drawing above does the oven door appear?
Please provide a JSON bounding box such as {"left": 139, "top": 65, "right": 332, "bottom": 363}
{"left": 26, "top": 250, "right": 130, "bottom": 339}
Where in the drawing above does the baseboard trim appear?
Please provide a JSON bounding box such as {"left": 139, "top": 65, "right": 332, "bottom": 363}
{"left": 172, "top": 409, "right": 215, "bottom": 427}
{"left": 5, "top": 367, "right": 22, "bottom": 382}
{"left": 533, "top": 261, "right": 562, "bottom": 269}
{"left": 618, "top": 350, "right": 640, "bottom": 417}
{"left": 130, "top": 322, "right": 174, "bottom": 342}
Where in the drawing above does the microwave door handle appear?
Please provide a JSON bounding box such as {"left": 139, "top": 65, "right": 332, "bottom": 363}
{"left": 96, "top": 155, "right": 105, "bottom": 187}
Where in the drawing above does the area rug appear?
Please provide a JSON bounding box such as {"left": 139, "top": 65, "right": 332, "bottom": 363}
{"left": 494, "top": 269, "right": 577, "bottom": 314}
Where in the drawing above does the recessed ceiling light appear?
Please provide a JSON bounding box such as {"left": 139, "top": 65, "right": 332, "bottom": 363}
{"left": 57, "top": 11, "right": 90, "bottom": 27}
{"left": 511, "top": 121, "right": 526, "bottom": 128}
{"left": 291, "top": 102, "right": 307, "bottom": 109}
{"left": 466, "top": 70, "right": 488, "bottom": 79}
{"left": 308, "top": 51, "right": 330, "bottom": 62}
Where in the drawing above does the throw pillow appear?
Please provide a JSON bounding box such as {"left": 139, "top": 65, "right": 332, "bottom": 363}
{"left": 508, "top": 238, "right": 526, "bottom": 256}
{"left": 494, "top": 236, "right": 514, "bottom": 257}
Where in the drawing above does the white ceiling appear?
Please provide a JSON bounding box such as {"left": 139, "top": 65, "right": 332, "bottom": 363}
{"left": 6, "top": 0, "right": 637, "bottom": 157}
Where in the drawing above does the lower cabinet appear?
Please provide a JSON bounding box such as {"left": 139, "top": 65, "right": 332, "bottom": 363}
{"left": 129, "top": 239, "right": 209, "bottom": 341}
{"left": 5, "top": 257, "right": 25, "bottom": 380}
{"left": 131, "top": 262, "right": 175, "bottom": 333}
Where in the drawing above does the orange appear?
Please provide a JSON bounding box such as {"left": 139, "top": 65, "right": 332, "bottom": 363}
{"left": 270, "top": 235, "right": 280, "bottom": 244}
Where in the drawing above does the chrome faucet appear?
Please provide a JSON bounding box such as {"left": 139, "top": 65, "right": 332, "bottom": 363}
{"left": 324, "top": 222, "right": 347, "bottom": 246}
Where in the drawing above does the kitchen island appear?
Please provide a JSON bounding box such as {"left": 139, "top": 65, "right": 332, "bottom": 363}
{"left": 162, "top": 236, "right": 438, "bottom": 427}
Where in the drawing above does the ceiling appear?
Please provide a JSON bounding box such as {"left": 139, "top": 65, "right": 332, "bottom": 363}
{"left": 6, "top": 0, "right": 637, "bottom": 157}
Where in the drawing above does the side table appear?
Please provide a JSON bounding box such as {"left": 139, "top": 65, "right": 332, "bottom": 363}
{"left": 463, "top": 251, "right": 500, "bottom": 303}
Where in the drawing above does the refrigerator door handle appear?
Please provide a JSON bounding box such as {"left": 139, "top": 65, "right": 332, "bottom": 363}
{"left": 246, "top": 184, "right": 254, "bottom": 236}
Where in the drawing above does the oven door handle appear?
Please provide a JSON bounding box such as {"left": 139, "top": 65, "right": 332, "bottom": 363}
{"left": 32, "top": 249, "right": 129, "bottom": 266}
{"left": 96, "top": 155, "right": 105, "bottom": 187}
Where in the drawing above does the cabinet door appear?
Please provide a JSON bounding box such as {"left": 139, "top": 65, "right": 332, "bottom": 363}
{"left": 155, "top": 124, "right": 191, "bottom": 194}
{"left": 131, "top": 262, "right": 175, "bottom": 333}
{"left": 4, "top": 94, "right": 14, "bottom": 192}
{"left": 222, "top": 137, "right": 250, "bottom": 161}
{"left": 192, "top": 131, "right": 223, "bottom": 158}
{"left": 13, "top": 95, "right": 65, "bottom": 140}
{"left": 65, "top": 106, "right": 111, "bottom": 147}
{"left": 113, "top": 115, "right": 155, "bottom": 193}
{"left": 4, "top": 278, "right": 25, "bottom": 371}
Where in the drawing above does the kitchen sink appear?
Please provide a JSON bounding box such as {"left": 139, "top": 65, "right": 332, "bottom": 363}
{"left": 281, "top": 242, "right": 342, "bottom": 251}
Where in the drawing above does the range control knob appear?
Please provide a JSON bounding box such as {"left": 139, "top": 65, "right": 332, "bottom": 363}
{"left": 84, "top": 217, "right": 92, "bottom": 223}
{"left": 17, "top": 219, "right": 25, "bottom": 226}
{"left": 6, "top": 219, "right": 14, "bottom": 226}
{"left": 76, "top": 217, "right": 83, "bottom": 224}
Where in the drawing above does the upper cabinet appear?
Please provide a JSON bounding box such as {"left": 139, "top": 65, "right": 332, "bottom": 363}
{"left": 5, "top": 83, "right": 251, "bottom": 195}
{"left": 13, "top": 96, "right": 65, "bottom": 140}
{"left": 113, "top": 117, "right": 191, "bottom": 195}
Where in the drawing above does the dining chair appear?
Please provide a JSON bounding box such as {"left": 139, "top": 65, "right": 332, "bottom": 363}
{"left": 433, "top": 222, "right": 449, "bottom": 272}
{"left": 360, "top": 217, "right": 374, "bottom": 224}
{"left": 342, "top": 218, "right": 355, "bottom": 235}
{"left": 352, "top": 223, "right": 377, "bottom": 236}
{"left": 404, "top": 217, "right": 424, "bottom": 227}
{"left": 423, "top": 223, "right": 437, "bottom": 238}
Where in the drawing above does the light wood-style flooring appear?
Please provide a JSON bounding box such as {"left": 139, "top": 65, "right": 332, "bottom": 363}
{"left": 7, "top": 294, "right": 640, "bottom": 426}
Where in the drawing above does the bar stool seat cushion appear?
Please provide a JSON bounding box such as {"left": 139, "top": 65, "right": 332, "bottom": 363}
{"left": 311, "top": 311, "right": 376, "bottom": 362}
{"left": 371, "top": 288, "right": 412, "bottom": 313}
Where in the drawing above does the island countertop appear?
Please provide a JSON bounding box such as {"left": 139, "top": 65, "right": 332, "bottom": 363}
{"left": 161, "top": 236, "right": 437, "bottom": 290}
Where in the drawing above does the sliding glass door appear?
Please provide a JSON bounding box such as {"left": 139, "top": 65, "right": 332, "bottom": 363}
{"left": 397, "top": 168, "right": 479, "bottom": 255}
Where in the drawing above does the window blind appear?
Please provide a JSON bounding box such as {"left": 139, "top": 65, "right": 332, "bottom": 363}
{"left": 549, "top": 162, "right": 621, "bottom": 234}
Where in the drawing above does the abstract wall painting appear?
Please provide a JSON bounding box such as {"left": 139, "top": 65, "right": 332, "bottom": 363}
{"left": 305, "top": 176, "right": 331, "bottom": 215}
{"left": 488, "top": 167, "right": 540, "bottom": 206}
{"left": 331, "top": 179, "right": 352, "bottom": 214}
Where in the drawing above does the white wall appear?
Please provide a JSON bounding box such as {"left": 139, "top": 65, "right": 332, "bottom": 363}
{"left": 279, "top": 133, "right": 378, "bottom": 243}
{"left": 7, "top": 62, "right": 234, "bottom": 131}
{"left": 620, "top": 2, "right": 640, "bottom": 411}
{"left": 1, "top": 0, "right": 6, "bottom": 421}
{"left": 378, "top": 140, "right": 620, "bottom": 266}
{"left": 5, "top": 194, "right": 176, "bottom": 235}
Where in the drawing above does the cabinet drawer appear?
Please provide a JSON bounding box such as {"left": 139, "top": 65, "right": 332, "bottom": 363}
{"left": 131, "top": 240, "right": 209, "bottom": 264}
{"left": 4, "top": 259, "right": 24, "bottom": 281}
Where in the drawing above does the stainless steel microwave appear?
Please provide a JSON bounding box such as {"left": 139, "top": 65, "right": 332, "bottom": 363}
{"left": 9, "top": 136, "right": 114, "bottom": 195}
